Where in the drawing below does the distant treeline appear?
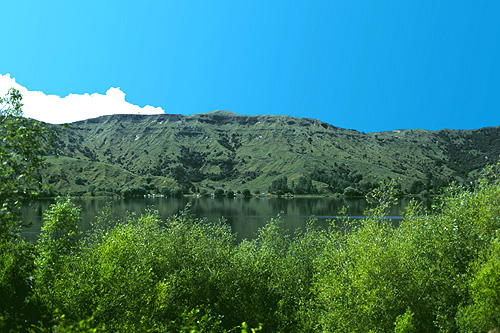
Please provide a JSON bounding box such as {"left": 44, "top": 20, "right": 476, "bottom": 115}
{"left": 40, "top": 168, "right": 453, "bottom": 199}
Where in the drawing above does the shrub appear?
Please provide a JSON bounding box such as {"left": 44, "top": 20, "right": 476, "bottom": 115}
{"left": 457, "top": 237, "right": 500, "bottom": 331}
{"left": 36, "top": 206, "right": 237, "bottom": 331}
{"left": 269, "top": 176, "right": 289, "bottom": 194}
{"left": 33, "top": 198, "right": 82, "bottom": 316}
{"left": 312, "top": 172, "right": 500, "bottom": 332}
{"left": 121, "top": 186, "right": 147, "bottom": 199}
{"left": 292, "top": 175, "right": 316, "bottom": 194}
{"left": 343, "top": 185, "right": 362, "bottom": 196}
{"left": 6, "top": 165, "right": 500, "bottom": 331}
{"left": 0, "top": 88, "right": 50, "bottom": 242}
{"left": 213, "top": 188, "right": 224, "bottom": 198}
{"left": 171, "top": 187, "right": 184, "bottom": 198}
{"left": 74, "top": 175, "right": 88, "bottom": 185}
{"left": 0, "top": 240, "right": 42, "bottom": 331}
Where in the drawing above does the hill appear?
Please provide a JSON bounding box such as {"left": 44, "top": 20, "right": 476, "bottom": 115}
{"left": 40, "top": 111, "right": 500, "bottom": 196}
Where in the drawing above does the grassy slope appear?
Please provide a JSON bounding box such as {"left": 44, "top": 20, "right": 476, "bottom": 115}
{"left": 42, "top": 112, "right": 500, "bottom": 194}
{"left": 42, "top": 156, "right": 175, "bottom": 195}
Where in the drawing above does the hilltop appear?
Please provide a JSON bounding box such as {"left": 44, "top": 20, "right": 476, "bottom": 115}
{"left": 41, "top": 112, "right": 500, "bottom": 196}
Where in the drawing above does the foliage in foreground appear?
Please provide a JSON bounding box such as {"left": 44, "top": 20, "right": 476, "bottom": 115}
{"left": 0, "top": 88, "right": 50, "bottom": 242}
{"left": 2, "top": 169, "right": 500, "bottom": 331}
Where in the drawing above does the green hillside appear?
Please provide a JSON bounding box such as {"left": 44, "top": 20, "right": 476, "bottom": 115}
{"left": 41, "top": 111, "right": 500, "bottom": 196}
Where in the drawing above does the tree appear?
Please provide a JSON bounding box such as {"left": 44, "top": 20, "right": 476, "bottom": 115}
{"left": 457, "top": 238, "right": 500, "bottom": 331}
{"left": 293, "top": 175, "right": 316, "bottom": 194}
{"left": 343, "top": 185, "right": 362, "bottom": 197}
{"left": 213, "top": 188, "right": 225, "bottom": 198}
{"left": 0, "top": 88, "right": 50, "bottom": 242}
{"left": 121, "top": 186, "right": 147, "bottom": 199}
{"left": 269, "top": 176, "right": 289, "bottom": 195}
{"left": 409, "top": 179, "right": 426, "bottom": 194}
{"left": 171, "top": 187, "right": 184, "bottom": 198}
{"left": 34, "top": 197, "right": 82, "bottom": 311}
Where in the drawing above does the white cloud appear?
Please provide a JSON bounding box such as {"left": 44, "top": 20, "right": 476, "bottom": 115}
{"left": 0, "top": 73, "right": 165, "bottom": 123}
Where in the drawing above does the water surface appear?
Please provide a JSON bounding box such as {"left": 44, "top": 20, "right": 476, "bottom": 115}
{"left": 22, "top": 196, "right": 428, "bottom": 242}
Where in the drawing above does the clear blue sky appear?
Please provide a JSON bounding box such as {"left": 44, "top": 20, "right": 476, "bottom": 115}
{"left": 2, "top": 1, "right": 500, "bottom": 132}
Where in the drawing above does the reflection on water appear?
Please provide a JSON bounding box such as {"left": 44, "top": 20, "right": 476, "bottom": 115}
{"left": 21, "top": 196, "right": 431, "bottom": 242}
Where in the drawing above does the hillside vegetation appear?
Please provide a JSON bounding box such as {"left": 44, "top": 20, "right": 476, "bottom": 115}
{"left": 42, "top": 111, "right": 500, "bottom": 196}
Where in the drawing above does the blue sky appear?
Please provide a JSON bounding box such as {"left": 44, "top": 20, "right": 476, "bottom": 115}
{"left": 1, "top": 1, "right": 500, "bottom": 132}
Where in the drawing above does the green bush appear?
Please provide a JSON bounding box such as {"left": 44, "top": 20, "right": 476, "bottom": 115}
{"left": 457, "top": 237, "right": 500, "bottom": 331}
{"left": 0, "top": 88, "right": 50, "bottom": 242}
{"left": 171, "top": 187, "right": 184, "bottom": 198}
{"left": 4, "top": 166, "right": 500, "bottom": 331}
{"left": 213, "top": 188, "right": 224, "bottom": 198}
{"left": 342, "top": 185, "right": 362, "bottom": 196}
{"left": 33, "top": 197, "right": 82, "bottom": 319}
{"left": 312, "top": 172, "right": 500, "bottom": 332}
{"left": 33, "top": 205, "right": 238, "bottom": 331}
{"left": 292, "top": 175, "right": 316, "bottom": 194}
{"left": 26, "top": 201, "right": 326, "bottom": 331}
{"left": 269, "top": 176, "right": 289, "bottom": 194}
{"left": 121, "top": 186, "right": 147, "bottom": 198}
{"left": 228, "top": 216, "right": 325, "bottom": 331}
{"left": 0, "top": 240, "right": 43, "bottom": 331}
{"left": 74, "top": 175, "right": 88, "bottom": 185}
